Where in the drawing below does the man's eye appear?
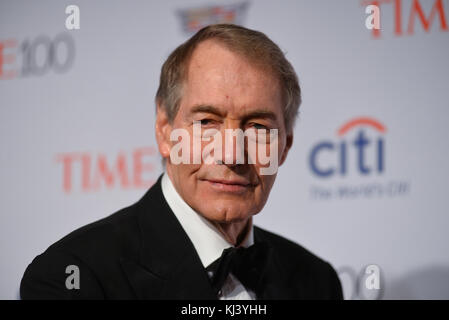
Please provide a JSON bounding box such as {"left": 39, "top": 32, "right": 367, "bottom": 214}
{"left": 251, "top": 123, "right": 269, "bottom": 130}
{"left": 199, "top": 119, "right": 214, "bottom": 125}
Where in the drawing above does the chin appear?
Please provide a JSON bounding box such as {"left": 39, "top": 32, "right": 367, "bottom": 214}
{"left": 198, "top": 203, "right": 254, "bottom": 224}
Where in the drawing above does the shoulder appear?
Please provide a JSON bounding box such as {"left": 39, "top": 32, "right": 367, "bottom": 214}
{"left": 20, "top": 203, "right": 140, "bottom": 299}
{"left": 254, "top": 225, "right": 329, "bottom": 267}
{"left": 48, "top": 203, "right": 140, "bottom": 257}
{"left": 254, "top": 225, "right": 343, "bottom": 299}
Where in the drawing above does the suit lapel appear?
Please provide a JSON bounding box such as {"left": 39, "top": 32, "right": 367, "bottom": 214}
{"left": 253, "top": 227, "right": 297, "bottom": 299}
{"left": 120, "top": 175, "right": 217, "bottom": 300}
{"left": 119, "top": 174, "right": 295, "bottom": 299}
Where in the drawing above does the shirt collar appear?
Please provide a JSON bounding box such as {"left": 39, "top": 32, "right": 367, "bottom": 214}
{"left": 161, "top": 172, "right": 254, "bottom": 268}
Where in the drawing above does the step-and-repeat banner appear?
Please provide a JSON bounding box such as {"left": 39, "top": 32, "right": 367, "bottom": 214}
{"left": 1, "top": 0, "right": 448, "bottom": 299}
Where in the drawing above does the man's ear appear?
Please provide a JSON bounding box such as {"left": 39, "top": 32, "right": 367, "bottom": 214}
{"left": 155, "top": 104, "right": 172, "bottom": 160}
{"left": 279, "top": 132, "right": 293, "bottom": 166}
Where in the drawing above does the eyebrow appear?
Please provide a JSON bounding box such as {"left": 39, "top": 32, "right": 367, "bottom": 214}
{"left": 190, "top": 105, "right": 224, "bottom": 117}
{"left": 190, "top": 104, "right": 278, "bottom": 122}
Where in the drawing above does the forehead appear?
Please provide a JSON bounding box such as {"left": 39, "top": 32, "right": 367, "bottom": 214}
{"left": 180, "top": 40, "right": 283, "bottom": 117}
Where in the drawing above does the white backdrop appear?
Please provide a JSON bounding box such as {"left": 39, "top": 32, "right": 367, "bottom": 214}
{"left": 1, "top": 0, "right": 449, "bottom": 299}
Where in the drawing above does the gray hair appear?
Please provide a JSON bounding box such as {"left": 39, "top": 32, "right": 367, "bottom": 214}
{"left": 155, "top": 23, "right": 301, "bottom": 133}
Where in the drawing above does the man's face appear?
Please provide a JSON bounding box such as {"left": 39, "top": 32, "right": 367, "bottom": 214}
{"left": 156, "top": 40, "right": 292, "bottom": 224}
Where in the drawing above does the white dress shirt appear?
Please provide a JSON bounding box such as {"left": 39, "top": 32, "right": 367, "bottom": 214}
{"left": 161, "top": 172, "right": 256, "bottom": 300}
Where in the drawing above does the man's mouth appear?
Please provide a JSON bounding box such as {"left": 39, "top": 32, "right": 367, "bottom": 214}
{"left": 202, "top": 178, "right": 254, "bottom": 193}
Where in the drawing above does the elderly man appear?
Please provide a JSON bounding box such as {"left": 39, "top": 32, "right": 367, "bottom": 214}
{"left": 20, "top": 24, "right": 343, "bottom": 300}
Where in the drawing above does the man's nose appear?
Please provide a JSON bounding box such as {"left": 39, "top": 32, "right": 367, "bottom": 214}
{"left": 217, "top": 123, "right": 246, "bottom": 166}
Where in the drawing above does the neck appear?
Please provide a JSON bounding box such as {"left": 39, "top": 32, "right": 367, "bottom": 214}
{"left": 164, "top": 168, "right": 253, "bottom": 247}
{"left": 211, "top": 218, "right": 252, "bottom": 247}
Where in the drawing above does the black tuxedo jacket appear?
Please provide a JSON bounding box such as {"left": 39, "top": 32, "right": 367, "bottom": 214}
{"left": 20, "top": 175, "right": 343, "bottom": 300}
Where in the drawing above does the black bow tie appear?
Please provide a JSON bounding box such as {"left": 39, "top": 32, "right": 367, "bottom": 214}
{"left": 206, "top": 242, "right": 272, "bottom": 298}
